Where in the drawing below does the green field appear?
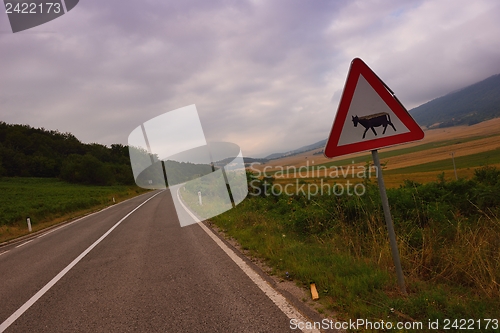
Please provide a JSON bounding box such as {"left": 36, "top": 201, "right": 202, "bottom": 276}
{"left": 385, "top": 148, "right": 500, "bottom": 174}
{"left": 0, "top": 177, "right": 148, "bottom": 242}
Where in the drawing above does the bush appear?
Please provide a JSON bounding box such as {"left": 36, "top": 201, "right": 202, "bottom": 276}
{"left": 473, "top": 165, "right": 500, "bottom": 185}
{"left": 243, "top": 166, "right": 500, "bottom": 296}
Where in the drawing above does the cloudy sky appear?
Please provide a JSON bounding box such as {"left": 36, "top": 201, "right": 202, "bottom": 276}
{"left": 1, "top": 0, "right": 500, "bottom": 157}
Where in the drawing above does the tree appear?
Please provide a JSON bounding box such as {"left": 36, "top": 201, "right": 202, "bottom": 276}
{"left": 60, "top": 154, "right": 114, "bottom": 185}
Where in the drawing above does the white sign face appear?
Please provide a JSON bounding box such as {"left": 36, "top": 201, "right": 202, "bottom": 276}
{"left": 337, "top": 74, "right": 410, "bottom": 146}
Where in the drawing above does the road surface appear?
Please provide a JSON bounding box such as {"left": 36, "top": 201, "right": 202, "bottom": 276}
{"left": 0, "top": 190, "right": 322, "bottom": 332}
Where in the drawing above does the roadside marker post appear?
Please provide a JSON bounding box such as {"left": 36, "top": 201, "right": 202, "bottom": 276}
{"left": 451, "top": 152, "right": 458, "bottom": 180}
{"left": 310, "top": 283, "right": 320, "bottom": 300}
{"left": 324, "top": 58, "right": 425, "bottom": 294}
{"left": 26, "top": 217, "right": 32, "bottom": 233}
{"left": 198, "top": 191, "right": 202, "bottom": 205}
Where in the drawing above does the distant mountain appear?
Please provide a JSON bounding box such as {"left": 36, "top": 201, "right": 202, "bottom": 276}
{"left": 214, "top": 156, "right": 269, "bottom": 167}
{"left": 263, "top": 152, "right": 285, "bottom": 160}
{"left": 264, "top": 139, "right": 327, "bottom": 160}
{"left": 410, "top": 73, "right": 500, "bottom": 128}
{"left": 242, "top": 157, "right": 269, "bottom": 165}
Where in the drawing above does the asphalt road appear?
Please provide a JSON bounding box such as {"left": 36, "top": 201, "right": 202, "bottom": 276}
{"left": 0, "top": 190, "right": 319, "bottom": 332}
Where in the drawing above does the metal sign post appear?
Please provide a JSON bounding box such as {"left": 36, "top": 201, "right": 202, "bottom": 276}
{"left": 371, "top": 149, "right": 407, "bottom": 295}
{"left": 324, "top": 58, "right": 423, "bottom": 294}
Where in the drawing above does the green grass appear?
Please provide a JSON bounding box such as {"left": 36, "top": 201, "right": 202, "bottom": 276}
{"left": 212, "top": 203, "right": 391, "bottom": 319}
{"left": 211, "top": 168, "right": 500, "bottom": 331}
{"left": 0, "top": 177, "right": 148, "bottom": 241}
{"left": 179, "top": 185, "right": 232, "bottom": 220}
{"left": 385, "top": 148, "right": 500, "bottom": 175}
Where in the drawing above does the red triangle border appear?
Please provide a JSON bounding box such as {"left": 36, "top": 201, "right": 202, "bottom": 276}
{"left": 324, "top": 58, "right": 424, "bottom": 159}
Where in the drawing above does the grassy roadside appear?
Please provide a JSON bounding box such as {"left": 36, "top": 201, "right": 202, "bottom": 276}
{"left": 210, "top": 167, "right": 500, "bottom": 331}
{"left": 0, "top": 177, "right": 150, "bottom": 243}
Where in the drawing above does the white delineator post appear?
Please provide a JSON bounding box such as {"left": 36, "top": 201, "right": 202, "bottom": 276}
{"left": 26, "top": 217, "right": 32, "bottom": 233}
{"left": 198, "top": 191, "right": 202, "bottom": 205}
{"left": 372, "top": 149, "right": 407, "bottom": 295}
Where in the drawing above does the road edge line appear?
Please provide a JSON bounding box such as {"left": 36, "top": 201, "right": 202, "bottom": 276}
{"left": 175, "top": 186, "right": 317, "bottom": 332}
{"left": 0, "top": 190, "right": 155, "bottom": 248}
{"left": 0, "top": 190, "right": 164, "bottom": 332}
{"left": 196, "top": 220, "right": 320, "bottom": 333}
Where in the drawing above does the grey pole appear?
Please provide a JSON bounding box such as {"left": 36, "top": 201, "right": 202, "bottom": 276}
{"left": 451, "top": 152, "right": 458, "bottom": 180}
{"left": 371, "top": 150, "right": 407, "bottom": 295}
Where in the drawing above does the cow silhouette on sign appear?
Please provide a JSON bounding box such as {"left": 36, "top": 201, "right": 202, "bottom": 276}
{"left": 352, "top": 112, "right": 396, "bottom": 139}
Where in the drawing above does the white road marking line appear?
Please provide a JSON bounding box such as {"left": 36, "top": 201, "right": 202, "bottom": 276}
{"left": 175, "top": 187, "right": 318, "bottom": 333}
{"left": 0, "top": 191, "right": 163, "bottom": 333}
{"left": 37, "top": 224, "right": 68, "bottom": 239}
{"left": 36, "top": 192, "right": 145, "bottom": 239}
{"left": 0, "top": 251, "right": 9, "bottom": 257}
{"left": 15, "top": 239, "right": 34, "bottom": 248}
{"left": 1, "top": 192, "right": 150, "bottom": 249}
{"left": 175, "top": 185, "right": 200, "bottom": 223}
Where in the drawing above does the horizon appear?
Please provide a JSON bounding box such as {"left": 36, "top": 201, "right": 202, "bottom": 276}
{"left": 2, "top": 69, "right": 498, "bottom": 159}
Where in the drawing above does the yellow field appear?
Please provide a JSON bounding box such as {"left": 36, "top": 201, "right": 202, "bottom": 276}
{"left": 250, "top": 118, "right": 500, "bottom": 187}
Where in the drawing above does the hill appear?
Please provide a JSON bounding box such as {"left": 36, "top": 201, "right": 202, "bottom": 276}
{"left": 410, "top": 73, "right": 500, "bottom": 128}
{"left": 236, "top": 157, "right": 269, "bottom": 166}
{"left": 264, "top": 139, "right": 327, "bottom": 160}
{"left": 257, "top": 73, "right": 500, "bottom": 162}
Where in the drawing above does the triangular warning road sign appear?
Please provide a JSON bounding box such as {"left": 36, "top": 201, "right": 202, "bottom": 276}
{"left": 324, "top": 58, "right": 424, "bottom": 158}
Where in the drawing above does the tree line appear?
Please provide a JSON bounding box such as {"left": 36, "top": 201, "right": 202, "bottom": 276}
{"left": 0, "top": 122, "right": 135, "bottom": 185}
